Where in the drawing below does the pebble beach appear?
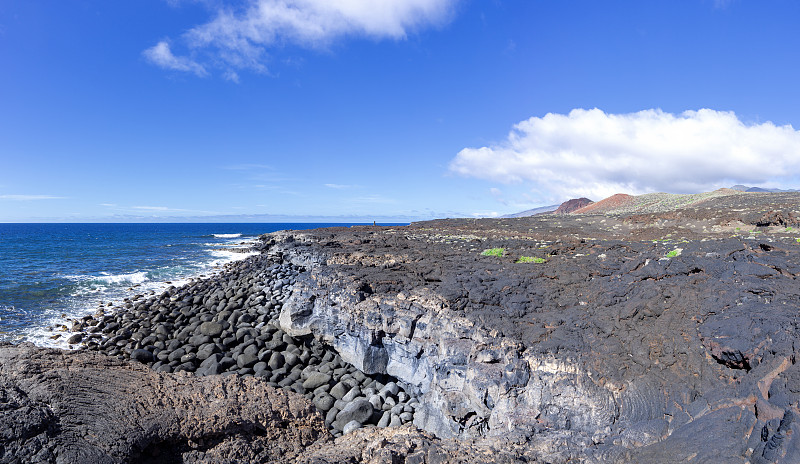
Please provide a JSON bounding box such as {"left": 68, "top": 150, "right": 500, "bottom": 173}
{"left": 65, "top": 240, "right": 420, "bottom": 437}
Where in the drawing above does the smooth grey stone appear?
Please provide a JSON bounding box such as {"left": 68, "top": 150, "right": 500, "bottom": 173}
{"left": 334, "top": 399, "right": 348, "bottom": 411}
{"left": 380, "top": 382, "right": 399, "bottom": 397}
{"left": 129, "top": 349, "right": 153, "bottom": 363}
{"left": 377, "top": 411, "right": 391, "bottom": 428}
{"left": 325, "top": 407, "right": 339, "bottom": 425}
{"left": 342, "top": 420, "right": 362, "bottom": 434}
{"left": 397, "top": 392, "right": 409, "bottom": 403}
{"left": 218, "top": 356, "right": 236, "bottom": 370}
{"left": 187, "top": 334, "right": 211, "bottom": 347}
{"left": 391, "top": 404, "right": 404, "bottom": 416}
{"left": 335, "top": 399, "right": 373, "bottom": 426}
{"left": 237, "top": 352, "right": 258, "bottom": 368}
{"left": 199, "top": 321, "right": 223, "bottom": 337}
{"left": 200, "top": 353, "right": 223, "bottom": 368}
{"left": 313, "top": 384, "right": 331, "bottom": 396}
{"left": 303, "top": 372, "right": 331, "bottom": 390}
{"left": 342, "top": 387, "right": 361, "bottom": 403}
{"left": 167, "top": 348, "right": 185, "bottom": 362}
{"left": 400, "top": 412, "right": 413, "bottom": 422}
{"left": 243, "top": 343, "right": 259, "bottom": 356}
{"left": 389, "top": 414, "right": 402, "bottom": 427}
{"left": 369, "top": 395, "right": 383, "bottom": 410}
{"left": 314, "top": 394, "right": 336, "bottom": 412}
{"left": 283, "top": 351, "right": 299, "bottom": 367}
{"left": 268, "top": 352, "right": 284, "bottom": 370}
{"left": 330, "top": 382, "right": 347, "bottom": 400}
{"left": 67, "top": 333, "right": 84, "bottom": 344}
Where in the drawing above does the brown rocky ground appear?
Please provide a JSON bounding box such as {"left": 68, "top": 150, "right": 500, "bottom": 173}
{"left": 3, "top": 191, "right": 800, "bottom": 463}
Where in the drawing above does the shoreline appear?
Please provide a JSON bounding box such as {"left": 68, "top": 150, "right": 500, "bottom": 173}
{"left": 61, "top": 235, "right": 421, "bottom": 437}
{"left": 32, "top": 238, "right": 261, "bottom": 350}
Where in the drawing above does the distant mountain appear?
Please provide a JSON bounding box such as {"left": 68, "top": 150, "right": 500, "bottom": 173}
{"left": 554, "top": 198, "right": 593, "bottom": 214}
{"left": 730, "top": 185, "right": 799, "bottom": 193}
{"left": 499, "top": 204, "right": 559, "bottom": 218}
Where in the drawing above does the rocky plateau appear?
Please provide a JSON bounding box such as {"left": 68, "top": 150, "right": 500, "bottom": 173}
{"left": 3, "top": 190, "right": 800, "bottom": 463}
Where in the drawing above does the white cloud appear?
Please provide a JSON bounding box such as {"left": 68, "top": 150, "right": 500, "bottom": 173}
{"left": 143, "top": 41, "right": 207, "bottom": 76}
{"left": 132, "top": 206, "right": 172, "bottom": 211}
{"left": 147, "top": 0, "right": 457, "bottom": 75}
{"left": 0, "top": 194, "right": 65, "bottom": 200}
{"left": 449, "top": 108, "right": 800, "bottom": 201}
{"left": 325, "top": 183, "right": 356, "bottom": 189}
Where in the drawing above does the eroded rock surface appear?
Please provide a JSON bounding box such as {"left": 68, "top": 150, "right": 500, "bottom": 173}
{"left": 0, "top": 343, "right": 327, "bottom": 463}
{"left": 275, "top": 192, "right": 800, "bottom": 463}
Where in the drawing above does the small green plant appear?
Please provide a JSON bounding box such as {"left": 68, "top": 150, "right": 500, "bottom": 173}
{"left": 786, "top": 227, "right": 794, "bottom": 231}
{"left": 517, "top": 256, "right": 546, "bottom": 263}
{"left": 665, "top": 248, "right": 682, "bottom": 258}
{"left": 735, "top": 227, "right": 741, "bottom": 231}
{"left": 481, "top": 247, "right": 505, "bottom": 257}
{"left": 796, "top": 238, "right": 800, "bottom": 243}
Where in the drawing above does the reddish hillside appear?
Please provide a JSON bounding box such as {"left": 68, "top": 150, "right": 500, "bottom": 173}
{"left": 572, "top": 193, "right": 635, "bottom": 214}
{"left": 554, "top": 198, "right": 593, "bottom": 214}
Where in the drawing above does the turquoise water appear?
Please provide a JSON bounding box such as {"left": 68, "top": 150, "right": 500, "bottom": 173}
{"left": 0, "top": 223, "right": 390, "bottom": 347}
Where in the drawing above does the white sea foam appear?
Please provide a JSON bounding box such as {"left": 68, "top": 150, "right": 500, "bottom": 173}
{"left": 96, "top": 271, "right": 149, "bottom": 284}
{"left": 23, "top": 236, "right": 263, "bottom": 350}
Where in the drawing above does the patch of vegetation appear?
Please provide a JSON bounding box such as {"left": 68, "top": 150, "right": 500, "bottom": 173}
{"left": 665, "top": 248, "right": 683, "bottom": 258}
{"left": 481, "top": 247, "right": 505, "bottom": 257}
{"left": 786, "top": 227, "right": 794, "bottom": 231}
{"left": 796, "top": 238, "right": 800, "bottom": 243}
{"left": 517, "top": 256, "right": 546, "bottom": 263}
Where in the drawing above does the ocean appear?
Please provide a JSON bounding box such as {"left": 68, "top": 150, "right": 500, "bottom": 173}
{"left": 0, "top": 223, "right": 389, "bottom": 348}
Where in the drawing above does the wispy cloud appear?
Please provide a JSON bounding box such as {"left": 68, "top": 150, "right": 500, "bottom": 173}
{"left": 143, "top": 41, "right": 207, "bottom": 76}
{"left": 132, "top": 206, "right": 173, "bottom": 211}
{"left": 0, "top": 194, "right": 65, "bottom": 200}
{"left": 146, "top": 0, "right": 459, "bottom": 77}
{"left": 324, "top": 183, "right": 357, "bottom": 189}
{"left": 450, "top": 108, "right": 800, "bottom": 201}
{"left": 351, "top": 194, "right": 397, "bottom": 204}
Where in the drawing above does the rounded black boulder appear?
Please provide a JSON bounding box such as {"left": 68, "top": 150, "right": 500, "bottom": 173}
{"left": 129, "top": 349, "right": 154, "bottom": 364}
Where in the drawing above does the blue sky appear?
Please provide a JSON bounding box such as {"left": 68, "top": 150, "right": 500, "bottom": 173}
{"left": 2, "top": 1, "right": 800, "bottom": 222}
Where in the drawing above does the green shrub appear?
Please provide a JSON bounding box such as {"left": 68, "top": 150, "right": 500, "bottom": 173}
{"left": 665, "top": 248, "right": 682, "bottom": 258}
{"left": 481, "top": 248, "right": 505, "bottom": 257}
{"left": 517, "top": 256, "right": 546, "bottom": 263}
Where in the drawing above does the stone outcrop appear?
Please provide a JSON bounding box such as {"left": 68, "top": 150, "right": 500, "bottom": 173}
{"left": 0, "top": 343, "right": 327, "bottom": 464}
{"left": 0, "top": 344, "right": 541, "bottom": 464}
{"left": 275, "top": 193, "right": 800, "bottom": 463}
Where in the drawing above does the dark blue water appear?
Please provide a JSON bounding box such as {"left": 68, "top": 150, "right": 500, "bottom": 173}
{"left": 0, "top": 223, "right": 394, "bottom": 347}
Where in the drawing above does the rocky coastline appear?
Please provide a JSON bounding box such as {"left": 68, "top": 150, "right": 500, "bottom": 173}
{"left": 3, "top": 191, "right": 800, "bottom": 463}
